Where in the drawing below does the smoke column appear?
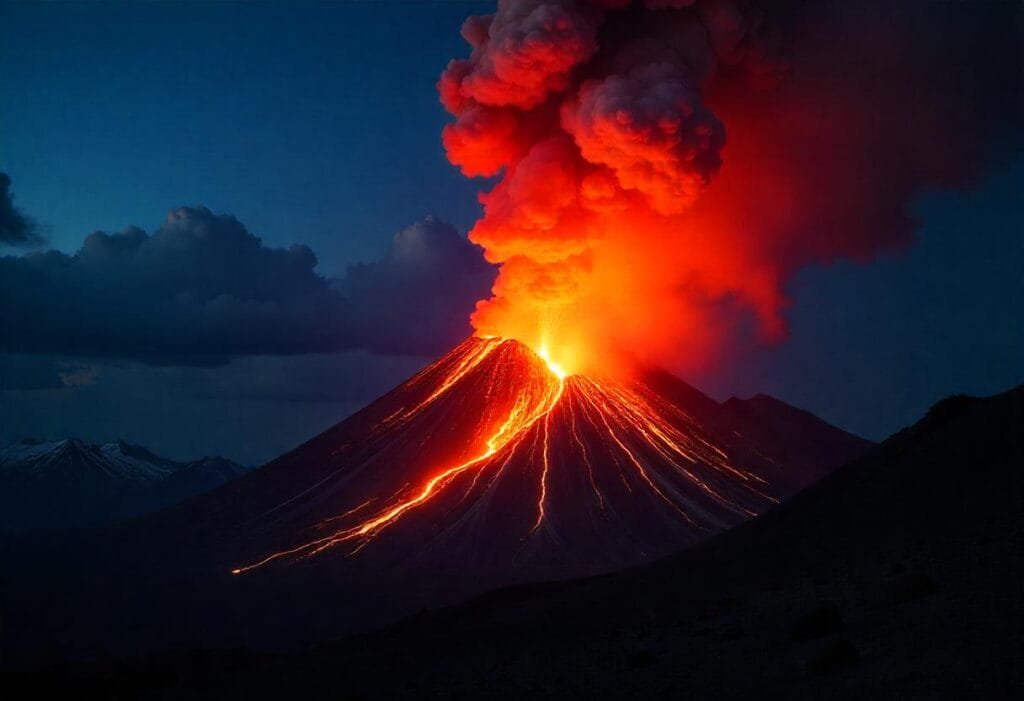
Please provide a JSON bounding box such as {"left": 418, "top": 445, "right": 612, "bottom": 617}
{"left": 440, "top": 0, "right": 1022, "bottom": 376}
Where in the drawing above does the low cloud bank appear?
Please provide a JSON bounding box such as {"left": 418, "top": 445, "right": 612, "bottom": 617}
{"left": 0, "top": 206, "right": 495, "bottom": 364}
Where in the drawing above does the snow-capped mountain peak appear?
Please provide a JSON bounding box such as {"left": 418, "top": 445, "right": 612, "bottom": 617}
{"left": 98, "top": 440, "right": 179, "bottom": 481}
{"left": 0, "top": 438, "right": 251, "bottom": 531}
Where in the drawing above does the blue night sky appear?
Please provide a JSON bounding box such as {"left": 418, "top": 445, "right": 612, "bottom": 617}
{"left": 1, "top": 1, "right": 1021, "bottom": 464}
{"left": 1, "top": 1, "right": 490, "bottom": 273}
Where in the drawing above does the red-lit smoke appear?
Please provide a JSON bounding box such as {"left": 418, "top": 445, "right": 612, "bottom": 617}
{"left": 440, "top": 0, "right": 1021, "bottom": 376}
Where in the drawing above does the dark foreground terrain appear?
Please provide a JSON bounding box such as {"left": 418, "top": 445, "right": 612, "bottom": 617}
{"left": 4, "top": 386, "right": 1022, "bottom": 699}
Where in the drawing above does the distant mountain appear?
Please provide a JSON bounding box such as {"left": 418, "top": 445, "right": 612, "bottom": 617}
{"left": 0, "top": 438, "right": 250, "bottom": 531}
{"left": 159, "top": 456, "right": 253, "bottom": 505}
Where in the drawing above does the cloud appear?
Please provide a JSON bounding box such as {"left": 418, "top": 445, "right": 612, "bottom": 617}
{"left": 562, "top": 62, "right": 726, "bottom": 214}
{"left": 438, "top": 0, "right": 1023, "bottom": 374}
{"left": 58, "top": 364, "right": 99, "bottom": 388}
{"left": 147, "top": 352, "right": 429, "bottom": 404}
{"left": 0, "top": 207, "right": 495, "bottom": 363}
{"left": 0, "top": 354, "right": 99, "bottom": 391}
{"left": 339, "top": 216, "right": 497, "bottom": 355}
{"left": 0, "top": 173, "right": 43, "bottom": 247}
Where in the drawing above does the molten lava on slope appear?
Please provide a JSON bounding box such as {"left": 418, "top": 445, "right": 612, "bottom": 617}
{"left": 230, "top": 338, "right": 860, "bottom": 581}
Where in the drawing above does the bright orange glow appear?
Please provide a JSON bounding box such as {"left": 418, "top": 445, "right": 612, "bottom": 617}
{"left": 232, "top": 339, "right": 776, "bottom": 575}
{"left": 438, "top": 1, "right": 780, "bottom": 379}
{"left": 536, "top": 344, "right": 567, "bottom": 380}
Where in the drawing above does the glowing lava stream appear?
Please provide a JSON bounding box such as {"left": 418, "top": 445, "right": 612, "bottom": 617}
{"left": 231, "top": 338, "right": 774, "bottom": 575}
{"left": 232, "top": 343, "right": 565, "bottom": 574}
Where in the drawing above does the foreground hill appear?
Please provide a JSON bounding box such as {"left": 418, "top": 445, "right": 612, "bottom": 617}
{"left": 8, "top": 384, "right": 1015, "bottom": 698}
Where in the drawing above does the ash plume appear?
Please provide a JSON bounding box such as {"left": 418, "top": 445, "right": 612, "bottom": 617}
{"left": 440, "top": 0, "right": 1022, "bottom": 374}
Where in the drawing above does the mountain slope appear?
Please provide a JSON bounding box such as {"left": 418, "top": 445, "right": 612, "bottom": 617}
{"left": 117, "top": 385, "right": 1018, "bottom": 700}
{"left": 0, "top": 439, "right": 249, "bottom": 531}
{"left": 0, "top": 337, "right": 868, "bottom": 663}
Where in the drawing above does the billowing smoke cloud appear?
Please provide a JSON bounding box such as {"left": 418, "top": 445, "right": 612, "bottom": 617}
{"left": 440, "top": 0, "right": 1022, "bottom": 374}
{"left": 0, "top": 173, "right": 43, "bottom": 247}
{"left": 0, "top": 207, "right": 494, "bottom": 363}
{"left": 563, "top": 61, "right": 725, "bottom": 214}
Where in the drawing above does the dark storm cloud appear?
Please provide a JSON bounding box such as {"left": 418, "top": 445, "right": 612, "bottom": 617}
{"left": 339, "top": 216, "right": 496, "bottom": 355}
{"left": 0, "top": 173, "right": 43, "bottom": 247}
{"left": 0, "top": 207, "right": 495, "bottom": 363}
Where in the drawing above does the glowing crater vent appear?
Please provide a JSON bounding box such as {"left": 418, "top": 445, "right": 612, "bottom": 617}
{"left": 536, "top": 345, "right": 568, "bottom": 380}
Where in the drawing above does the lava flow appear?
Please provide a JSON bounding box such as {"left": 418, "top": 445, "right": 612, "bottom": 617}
{"left": 232, "top": 337, "right": 796, "bottom": 576}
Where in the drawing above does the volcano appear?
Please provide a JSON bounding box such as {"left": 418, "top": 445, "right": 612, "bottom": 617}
{"left": 219, "top": 337, "right": 868, "bottom": 584}
{"left": 1, "top": 338, "right": 870, "bottom": 660}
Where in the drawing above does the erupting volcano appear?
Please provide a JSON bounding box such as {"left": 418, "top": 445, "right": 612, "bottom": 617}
{"left": 1, "top": 0, "right": 1020, "bottom": 682}
{"left": 221, "top": 0, "right": 1007, "bottom": 591}
{"left": 228, "top": 337, "right": 866, "bottom": 583}
{"left": 198, "top": 0, "right": 1018, "bottom": 595}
